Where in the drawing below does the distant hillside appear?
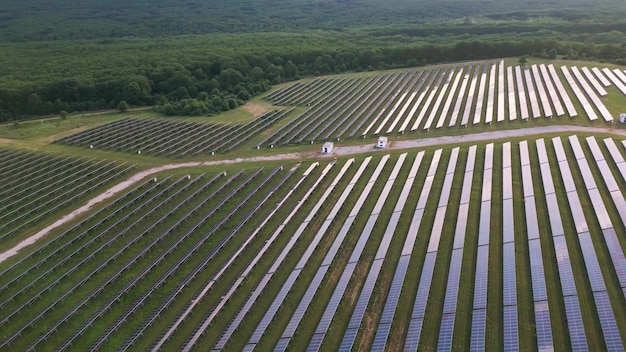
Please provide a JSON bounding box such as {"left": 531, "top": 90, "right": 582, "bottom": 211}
{"left": 1, "top": 0, "right": 624, "bottom": 41}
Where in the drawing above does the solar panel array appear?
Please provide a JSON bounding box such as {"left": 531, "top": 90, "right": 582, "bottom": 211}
{"left": 521, "top": 140, "right": 554, "bottom": 351}
{"left": 7, "top": 136, "right": 626, "bottom": 351}
{"left": 470, "top": 143, "right": 494, "bottom": 351}
{"left": 553, "top": 136, "right": 624, "bottom": 350}
{"left": 276, "top": 154, "right": 401, "bottom": 352}
{"left": 501, "top": 142, "right": 519, "bottom": 352}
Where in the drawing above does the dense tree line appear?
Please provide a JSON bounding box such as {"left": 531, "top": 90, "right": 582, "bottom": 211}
{"left": 3, "top": 36, "right": 626, "bottom": 122}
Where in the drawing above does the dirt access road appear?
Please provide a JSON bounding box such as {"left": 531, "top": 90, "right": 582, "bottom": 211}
{"left": 1, "top": 125, "right": 624, "bottom": 263}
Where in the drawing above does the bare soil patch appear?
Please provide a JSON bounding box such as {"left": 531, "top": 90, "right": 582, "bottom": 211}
{"left": 243, "top": 101, "right": 272, "bottom": 117}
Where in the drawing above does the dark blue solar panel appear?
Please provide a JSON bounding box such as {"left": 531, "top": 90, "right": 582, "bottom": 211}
{"left": 564, "top": 294, "right": 588, "bottom": 352}
{"left": 593, "top": 291, "right": 624, "bottom": 352}
{"left": 477, "top": 202, "right": 491, "bottom": 247}
{"left": 503, "top": 305, "right": 520, "bottom": 352}
{"left": 412, "top": 253, "right": 437, "bottom": 319}
{"left": 274, "top": 338, "right": 290, "bottom": 352}
{"left": 525, "top": 197, "right": 540, "bottom": 240}
{"left": 579, "top": 232, "right": 606, "bottom": 292}
{"left": 437, "top": 313, "right": 456, "bottom": 352}
{"left": 453, "top": 203, "right": 470, "bottom": 250}
{"left": 529, "top": 239, "right": 548, "bottom": 302}
{"left": 470, "top": 309, "right": 486, "bottom": 351}
{"left": 405, "top": 317, "right": 424, "bottom": 352}
{"left": 307, "top": 333, "right": 325, "bottom": 352}
{"left": 502, "top": 198, "right": 515, "bottom": 243}
{"left": 503, "top": 242, "right": 517, "bottom": 307}
{"left": 443, "top": 249, "right": 463, "bottom": 314}
{"left": 534, "top": 301, "right": 554, "bottom": 352}
{"left": 602, "top": 228, "right": 626, "bottom": 288}
{"left": 473, "top": 246, "right": 489, "bottom": 309}
{"left": 553, "top": 235, "right": 577, "bottom": 297}
{"left": 339, "top": 328, "right": 358, "bottom": 352}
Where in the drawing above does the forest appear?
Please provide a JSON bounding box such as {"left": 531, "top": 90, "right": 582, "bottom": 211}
{"left": 1, "top": 0, "right": 626, "bottom": 121}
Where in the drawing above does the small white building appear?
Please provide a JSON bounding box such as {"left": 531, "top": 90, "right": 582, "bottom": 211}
{"left": 619, "top": 113, "right": 626, "bottom": 123}
{"left": 377, "top": 136, "right": 388, "bottom": 149}
{"left": 322, "top": 142, "right": 334, "bottom": 154}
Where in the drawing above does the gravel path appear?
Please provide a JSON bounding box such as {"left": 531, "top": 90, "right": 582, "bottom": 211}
{"left": 1, "top": 125, "right": 624, "bottom": 263}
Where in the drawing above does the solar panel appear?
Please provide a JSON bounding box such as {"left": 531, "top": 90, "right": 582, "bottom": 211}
{"left": 460, "top": 172, "right": 473, "bottom": 205}
{"left": 307, "top": 333, "right": 325, "bottom": 352}
{"left": 503, "top": 167, "right": 513, "bottom": 201}
{"left": 482, "top": 169, "right": 493, "bottom": 202}
{"left": 585, "top": 136, "right": 605, "bottom": 161}
{"left": 478, "top": 202, "right": 491, "bottom": 247}
{"left": 503, "top": 242, "right": 518, "bottom": 307}
{"left": 416, "top": 176, "right": 434, "bottom": 209}
{"left": 437, "top": 313, "right": 456, "bottom": 352}
{"left": 563, "top": 295, "right": 588, "bottom": 352}
{"left": 592, "top": 67, "right": 612, "bottom": 87}
{"left": 473, "top": 246, "right": 489, "bottom": 309}
{"left": 412, "top": 253, "right": 437, "bottom": 318}
{"left": 545, "top": 194, "right": 564, "bottom": 236}
{"left": 529, "top": 239, "right": 548, "bottom": 301}
{"left": 593, "top": 291, "right": 624, "bottom": 351}
{"left": 442, "top": 249, "right": 464, "bottom": 314}
{"left": 540, "top": 163, "right": 556, "bottom": 195}
{"left": 548, "top": 64, "right": 578, "bottom": 117}
{"left": 553, "top": 235, "right": 577, "bottom": 297}
{"left": 503, "top": 142, "right": 512, "bottom": 168}
{"left": 428, "top": 207, "right": 447, "bottom": 253}
{"left": 566, "top": 191, "right": 589, "bottom": 234}
{"left": 519, "top": 141, "right": 530, "bottom": 166}
{"left": 603, "top": 138, "right": 625, "bottom": 164}
{"left": 502, "top": 199, "right": 515, "bottom": 243}
{"left": 452, "top": 204, "right": 469, "bottom": 249}
{"left": 579, "top": 232, "right": 607, "bottom": 292}
{"left": 507, "top": 66, "right": 518, "bottom": 121}
{"left": 484, "top": 143, "right": 494, "bottom": 170}
{"left": 532, "top": 64, "right": 554, "bottom": 118}
{"left": 536, "top": 138, "right": 549, "bottom": 165}
{"left": 534, "top": 301, "right": 554, "bottom": 352}
{"left": 470, "top": 309, "right": 487, "bottom": 351}
{"left": 568, "top": 135, "right": 586, "bottom": 160}
{"left": 602, "top": 227, "right": 626, "bottom": 287}
{"left": 587, "top": 188, "right": 612, "bottom": 230}
{"left": 503, "top": 305, "right": 520, "bottom": 352}
{"left": 597, "top": 160, "right": 620, "bottom": 192}
{"left": 515, "top": 65, "right": 530, "bottom": 120}
{"left": 559, "top": 161, "right": 577, "bottom": 192}
{"left": 540, "top": 64, "right": 566, "bottom": 117}
{"left": 552, "top": 137, "right": 567, "bottom": 162}
{"left": 525, "top": 198, "right": 540, "bottom": 240}
{"left": 402, "top": 209, "right": 424, "bottom": 256}
{"left": 404, "top": 317, "right": 424, "bottom": 352}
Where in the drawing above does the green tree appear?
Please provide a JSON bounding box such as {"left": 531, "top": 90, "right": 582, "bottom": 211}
{"left": 60, "top": 110, "right": 68, "bottom": 119}
{"left": 117, "top": 100, "right": 129, "bottom": 112}
{"left": 518, "top": 55, "right": 528, "bottom": 67}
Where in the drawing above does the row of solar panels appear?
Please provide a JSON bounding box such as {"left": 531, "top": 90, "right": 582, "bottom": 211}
{"left": 56, "top": 109, "right": 290, "bottom": 157}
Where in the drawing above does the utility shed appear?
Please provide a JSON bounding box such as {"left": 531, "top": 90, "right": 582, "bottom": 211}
{"left": 377, "top": 136, "right": 388, "bottom": 149}
{"left": 322, "top": 142, "right": 334, "bottom": 154}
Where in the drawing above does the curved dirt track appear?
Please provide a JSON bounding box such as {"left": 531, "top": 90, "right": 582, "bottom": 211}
{"left": 1, "top": 125, "right": 625, "bottom": 263}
